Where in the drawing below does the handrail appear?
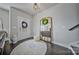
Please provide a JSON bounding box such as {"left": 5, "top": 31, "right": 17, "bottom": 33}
{"left": 69, "top": 24, "right": 79, "bottom": 31}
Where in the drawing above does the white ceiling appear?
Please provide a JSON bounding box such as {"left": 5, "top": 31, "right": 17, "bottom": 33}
{"left": 0, "top": 3, "right": 57, "bottom": 15}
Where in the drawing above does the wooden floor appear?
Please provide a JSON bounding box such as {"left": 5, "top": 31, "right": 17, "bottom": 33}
{"left": 3, "top": 37, "right": 73, "bottom": 55}
{"left": 46, "top": 43, "right": 73, "bottom": 55}
{"left": 71, "top": 46, "right": 79, "bottom": 55}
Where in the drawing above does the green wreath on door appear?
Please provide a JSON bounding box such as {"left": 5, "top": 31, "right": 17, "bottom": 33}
{"left": 42, "top": 18, "right": 48, "bottom": 25}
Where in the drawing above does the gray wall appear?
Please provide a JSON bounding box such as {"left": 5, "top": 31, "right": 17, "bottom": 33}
{"left": 76, "top": 4, "right": 79, "bottom": 38}
{"left": 0, "top": 8, "right": 9, "bottom": 41}
{"left": 10, "top": 7, "right": 33, "bottom": 43}
{"left": 33, "top": 3, "right": 79, "bottom": 47}
{"left": 76, "top": 4, "right": 79, "bottom": 23}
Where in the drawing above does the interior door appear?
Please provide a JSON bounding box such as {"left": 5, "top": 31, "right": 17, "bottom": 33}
{"left": 40, "top": 17, "right": 52, "bottom": 42}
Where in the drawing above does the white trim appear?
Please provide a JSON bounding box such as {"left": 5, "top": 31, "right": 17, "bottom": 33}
{"left": 9, "top": 6, "right": 11, "bottom": 43}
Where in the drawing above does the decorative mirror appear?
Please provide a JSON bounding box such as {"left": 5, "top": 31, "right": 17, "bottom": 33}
{"left": 22, "top": 21, "right": 28, "bottom": 28}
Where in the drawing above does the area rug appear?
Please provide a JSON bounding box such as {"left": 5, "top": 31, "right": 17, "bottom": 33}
{"left": 10, "top": 40, "right": 47, "bottom": 55}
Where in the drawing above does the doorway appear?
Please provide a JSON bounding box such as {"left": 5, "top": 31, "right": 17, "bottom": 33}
{"left": 40, "top": 17, "right": 52, "bottom": 43}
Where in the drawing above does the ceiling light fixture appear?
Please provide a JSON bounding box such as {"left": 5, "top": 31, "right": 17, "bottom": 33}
{"left": 33, "top": 3, "right": 40, "bottom": 11}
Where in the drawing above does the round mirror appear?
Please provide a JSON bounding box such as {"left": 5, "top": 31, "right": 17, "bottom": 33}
{"left": 22, "top": 21, "right": 28, "bottom": 28}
